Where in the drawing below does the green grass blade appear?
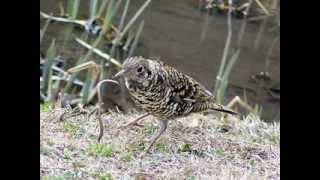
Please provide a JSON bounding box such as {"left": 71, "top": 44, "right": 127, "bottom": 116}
{"left": 123, "top": 31, "right": 134, "bottom": 51}
{"left": 254, "top": 17, "right": 268, "bottom": 50}
{"left": 42, "top": 39, "right": 57, "bottom": 100}
{"left": 265, "top": 36, "right": 279, "bottom": 73}
{"left": 128, "top": 20, "right": 144, "bottom": 58}
{"left": 118, "top": 0, "right": 130, "bottom": 31}
{"left": 90, "top": 0, "right": 99, "bottom": 18}
{"left": 108, "top": 0, "right": 130, "bottom": 58}
{"left": 102, "top": 0, "right": 122, "bottom": 33}
{"left": 93, "top": 0, "right": 121, "bottom": 79}
{"left": 216, "top": 49, "right": 240, "bottom": 104}
{"left": 214, "top": 0, "right": 233, "bottom": 96}
{"left": 120, "top": 0, "right": 151, "bottom": 41}
{"left": 71, "top": 0, "right": 81, "bottom": 19}
{"left": 104, "top": 0, "right": 115, "bottom": 26}
{"left": 97, "top": 0, "right": 109, "bottom": 18}
{"left": 67, "top": 0, "right": 74, "bottom": 17}
{"left": 40, "top": 18, "right": 51, "bottom": 44}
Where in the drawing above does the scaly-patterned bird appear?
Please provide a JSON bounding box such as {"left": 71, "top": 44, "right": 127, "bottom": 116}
{"left": 114, "top": 56, "right": 237, "bottom": 154}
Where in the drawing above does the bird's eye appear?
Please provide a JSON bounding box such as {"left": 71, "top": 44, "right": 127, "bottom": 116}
{"left": 137, "top": 65, "right": 144, "bottom": 73}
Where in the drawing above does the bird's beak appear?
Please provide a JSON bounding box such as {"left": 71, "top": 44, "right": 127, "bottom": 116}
{"left": 113, "top": 69, "right": 126, "bottom": 79}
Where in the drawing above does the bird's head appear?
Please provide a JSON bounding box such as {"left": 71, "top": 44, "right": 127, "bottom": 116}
{"left": 114, "top": 56, "right": 160, "bottom": 91}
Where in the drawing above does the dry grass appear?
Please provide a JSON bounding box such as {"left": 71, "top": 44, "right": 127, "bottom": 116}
{"left": 40, "top": 106, "right": 279, "bottom": 180}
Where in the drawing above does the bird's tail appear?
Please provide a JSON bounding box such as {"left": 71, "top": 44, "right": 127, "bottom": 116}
{"left": 211, "top": 103, "right": 238, "bottom": 115}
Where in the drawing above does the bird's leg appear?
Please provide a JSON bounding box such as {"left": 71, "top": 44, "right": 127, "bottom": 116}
{"left": 119, "top": 113, "right": 150, "bottom": 129}
{"left": 143, "top": 120, "right": 168, "bottom": 155}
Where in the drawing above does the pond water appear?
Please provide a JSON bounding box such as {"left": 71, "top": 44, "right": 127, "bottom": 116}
{"left": 40, "top": 0, "right": 280, "bottom": 121}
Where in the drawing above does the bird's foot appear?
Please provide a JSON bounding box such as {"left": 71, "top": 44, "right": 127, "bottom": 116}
{"left": 118, "top": 113, "right": 150, "bottom": 130}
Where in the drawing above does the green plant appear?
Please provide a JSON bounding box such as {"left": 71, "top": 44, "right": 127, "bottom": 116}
{"left": 40, "top": 18, "right": 51, "bottom": 44}
{"left": 215, "top": 49, "right": 241, "bottom": 104}
{"left": 63, "top": 148, "right": 73, "bottom": 159}
{"left": 62, "top": 121, "right": 80, "bottom": 135}
{"left": 89, "top": 0, "right": 100, "bottom": 19}
{"left": 127, "top": 20, "right": 144, "bottom": 58}
{"left": 47, "top": 139, "right": 54, "bottom": 146}
{"left": 91, "top": 172, "right": 113, "bottom": 180}
{"left": 213, "top": 0, "right": 241, "bottom": 104}
{"left": 186, "top": 176, "right": 196, "bottom": 180}
{"left": 87, "top": 142, "right": 114, "bottom": 157}
{"left": 211, "top": 148, "right": 225, "bottom": 157}
{"left": 120, "top": 152, "right": 133, "bottom": 162}
{"left": 98, "top": 174, "right": 113, "bottom": 180}
{"left": 40, "top": 102, "right": 52, "bottom": 112}
{"left": 143, "top": 126, "right": 156, "bottom": 135}
{"left": 41, "top": 39, "right": 57, "bottom": 102}
{"left": 67, "top": 0, "right": 81, "bottom": 19}
{"left": 40, "top": 145, "right": 49, "bottom": 156}
{"left": 154, "top": 140, "right": 166, "bottom": 152}
{"left": 41, "top": 172, "right": 74, "bottom": 180}
{"left": 178, "top": 143, "right": 192, "bottom": 153}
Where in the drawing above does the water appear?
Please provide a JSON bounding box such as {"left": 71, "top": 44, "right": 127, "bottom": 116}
{"left": 40, "top": 0, "right": 280, "bottom": 121}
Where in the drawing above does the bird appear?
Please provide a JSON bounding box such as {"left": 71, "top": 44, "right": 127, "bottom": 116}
{"left": 113, "top": 56, "right": 237, "bottom": 154}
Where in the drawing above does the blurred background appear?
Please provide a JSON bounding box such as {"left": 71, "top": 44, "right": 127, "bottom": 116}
{"left": 40, "top": 0, "right": 280, "bottom": 122}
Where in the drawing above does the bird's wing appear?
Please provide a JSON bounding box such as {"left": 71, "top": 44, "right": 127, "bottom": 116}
{"left": 163, "top": 64, "right": 214, "bottom": 103}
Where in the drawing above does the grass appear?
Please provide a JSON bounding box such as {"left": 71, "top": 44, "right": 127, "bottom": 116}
{"left": 62, "top": 148, "right": 74, "bottom": 159}
{"left": 177, "top": 143, "right": 192, "bottom": 153}
{"left": 41, "top": 107, "right": 279, "bottom": 179}
{"left": 154, "top": 139, "right": 166, "bottom": 152}
{"left": 91, "top": 172, "right": 113, "bottom": 180}
{"left": 40, "top": 145, "right": 50, "bottom": 156}
{"left": 40, "top": 102, "right": 52, "bottom": 112}
{"left": 41, "top": 172, "right": 75, "bottom": 180}
{"left": 87, "top": 142, "right": 114, "bottom": 157}
{"left": 120, "top": 151, "right": 133, "bottom": 162}
{"left": 62, "top": 121, "right": 80, "bottom": 136}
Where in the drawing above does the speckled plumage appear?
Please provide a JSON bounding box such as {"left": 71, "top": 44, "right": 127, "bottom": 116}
{"left": 114, "top": 56, "right": 237, "bottom": 154}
